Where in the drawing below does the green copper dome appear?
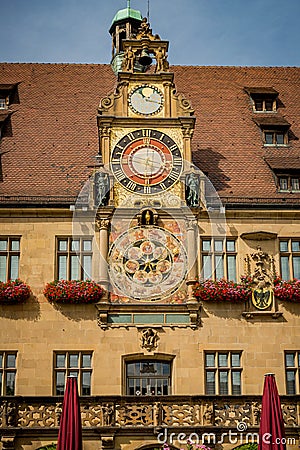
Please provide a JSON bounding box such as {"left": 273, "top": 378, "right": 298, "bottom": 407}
{"left": 110, "top": 7, "right": 142, "bottom": 33}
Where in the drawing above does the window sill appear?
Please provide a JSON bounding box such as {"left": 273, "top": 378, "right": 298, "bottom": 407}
{"left": 253, "top": 110, "right": 277, "bottom": 113}
{"left": 264, "top": 143, "right": 289, "bottom": 147}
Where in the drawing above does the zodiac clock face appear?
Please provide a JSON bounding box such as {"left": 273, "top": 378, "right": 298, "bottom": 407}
{"left": 129, "top": 85, "right": 163, "bottom": 116}
{"left": 110, "top": 129, "right": 183, "bottom": 195}
{"left": 108, "top": 226, "right": 187, "bottom": 301}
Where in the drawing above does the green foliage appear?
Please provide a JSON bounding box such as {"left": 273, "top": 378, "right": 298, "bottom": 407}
{"left": 233, "top": 443, "right": 258, "bottom": 450}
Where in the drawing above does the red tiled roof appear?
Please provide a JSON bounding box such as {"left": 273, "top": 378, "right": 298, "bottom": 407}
{"left": 0, "top": 63, "right": 299, "bottom": 204}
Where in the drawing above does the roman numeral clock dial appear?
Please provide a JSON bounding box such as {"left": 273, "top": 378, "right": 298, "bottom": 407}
{"left": 110, "top": 129, "right": 183, "bottom": 195}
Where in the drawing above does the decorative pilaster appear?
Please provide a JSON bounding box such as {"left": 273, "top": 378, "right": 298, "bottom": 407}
{"left": 96, "top": 217, "right": 110, "bottom": 297}
{"left": 186, "top": 218, "right": 198, "bottom": 303}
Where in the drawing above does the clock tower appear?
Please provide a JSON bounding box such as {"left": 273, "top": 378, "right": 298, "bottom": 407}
{"left": 95, "top": 5, "right": 201, "bottom": 327}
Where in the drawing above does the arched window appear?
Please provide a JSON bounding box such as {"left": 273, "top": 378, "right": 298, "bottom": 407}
{"left": 126, "top": 359, "right": 172, "bottom": 396}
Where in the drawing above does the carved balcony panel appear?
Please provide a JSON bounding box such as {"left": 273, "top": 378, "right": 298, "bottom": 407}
{"left": 0, "top": 396, "right": 298, "bottom": 431}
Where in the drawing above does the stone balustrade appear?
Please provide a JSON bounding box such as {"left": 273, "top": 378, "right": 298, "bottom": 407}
{"left": 0, "top": 395, "right": 299, "bottom": 430}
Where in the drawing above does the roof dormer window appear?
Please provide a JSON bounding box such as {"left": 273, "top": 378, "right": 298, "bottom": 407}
{"left": 244, "top": 87, "right": 278, "bottom": 112}
{"left": 253, "top": 116, "right": 290, "bottom": 147}
{"left": 0, "top": 83, "right": 19, "bottom": 110}
{"left": 264, "top": 130, "right": 286, "bottom": 146}
{"left": 0, "top": 97, "right": 8, "bottom": 109}
{"left": 278, "top": 175, "right": 300, "bottom": 192}
{"left": 254, "top": 97, "right": 276, "bottom": 112}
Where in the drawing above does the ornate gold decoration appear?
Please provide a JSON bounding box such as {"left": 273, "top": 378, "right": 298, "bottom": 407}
{"left": 244, "top": 246, "right": 276, "bottom": 312}
{"left": 140, "top": 327, "right": 159, "bottom": 351}
{"left": 136, "top": 18, "right": 160, "bottom": 41}
{"left": 95, "top": 217, "right": 110, "bottom": 231}
{"left": 155, "top": 46, "right": 169, "bottom": 73}
{"left": 122, "top": 47, "right": 135, "bottom": 72}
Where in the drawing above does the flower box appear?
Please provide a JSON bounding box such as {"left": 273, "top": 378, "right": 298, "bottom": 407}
{"left": 273, "top": 277, "right": 300, "bottom": 302}
{"left": 44, "top": 280, "right": 104, "bottom": 304}
{"left": 0, "top": 279, "right": 31, "bottom": 304}
{"left": 193, "top": 278, "right": 252, "bottom": 303}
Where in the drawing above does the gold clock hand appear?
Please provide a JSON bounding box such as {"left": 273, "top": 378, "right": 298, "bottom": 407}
{"left": 144, "top": 98, "right": 161, "bottom": 104}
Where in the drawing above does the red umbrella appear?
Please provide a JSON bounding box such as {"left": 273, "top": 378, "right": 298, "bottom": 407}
{"left": 258, "top": 373, "right": 286, "bottom": 450}
{"left": 57, "top": 376, "right": 83, "bottom": 450}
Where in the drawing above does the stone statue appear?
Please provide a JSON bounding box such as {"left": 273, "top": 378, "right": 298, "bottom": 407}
{"left": 186, "top": 172, "right": 200, "bottom": 207}
{"left": 102, "top": 403, "right": 114, "bottom": 426}
{"left": 122, "top": 46, "right": 135, "bottom": 72}
{"left": 94, "top": 172, "right": 110, "bottom": 207}
{"left": 155, "top": 47, "right": 168, "bottom": 72}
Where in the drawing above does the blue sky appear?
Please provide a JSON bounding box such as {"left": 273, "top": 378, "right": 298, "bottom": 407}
{"left": 1, "top": 0, "right": 300, "bottom": 66}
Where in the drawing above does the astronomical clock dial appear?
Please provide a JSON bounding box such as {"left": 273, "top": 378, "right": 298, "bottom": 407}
{"left": 110, "top": 129, "right": 183, "bottom": 195}
{"left": 108, "top": 226, "right": 187, "bottom": 301}
{"left": 129, "top": 85, "right": 163, "bottom": 116}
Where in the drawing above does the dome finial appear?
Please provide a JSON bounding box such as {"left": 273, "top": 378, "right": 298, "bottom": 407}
{"left": 127, "top": 0, "right": 131, "bottom": 8}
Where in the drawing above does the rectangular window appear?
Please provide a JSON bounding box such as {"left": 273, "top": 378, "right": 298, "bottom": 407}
{"left": 0, "top": 238, "right": 20, "bottom": 282}
{"left": 126, "top": 360, "right": 171, "bottom": 396}
{"left": 205, "top": 351, "right": 242, "bottom": 395}
{"left": 285, "top": 351, "right": 300, "bottom": 394}
{"left": 57, "top": 237, "right": 92, "bottom": 280}
{"left": 0, "top": 97, "right": 7, "bottom": 109}
{"left": 264, "top": 131, "right": 287, "bottom": 146}
{"left": 201, "top": 238, "right": 237, "bottom": 281}
{"left": 0, "top": 352, "right": 17, "bottom": 395}
{"left": 254, "top": 98, "right": 276, "bottom": 112}
{"left": 54, "top": 351, "right": 92, "bottom": 395}
{"left": 278, "top": 176, "right": 300, "bottom": 192}
{"left": 280, "top": 239, "right": 300, "bottom": 280}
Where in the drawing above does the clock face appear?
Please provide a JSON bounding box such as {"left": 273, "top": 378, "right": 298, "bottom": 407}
{"left": 108, "top": 226, "right": 187, "bottom": 301}
{"left": 129, "top": 85, "right": 163, "bottom": 116}
{"left": 111, "top": 129, "right": 183, "bottom": 195}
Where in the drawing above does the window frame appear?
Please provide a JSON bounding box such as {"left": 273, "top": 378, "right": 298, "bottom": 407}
{"left": 253, "top": 97, "right": 277, "bottom": 112}
{"left": 200, "top": 238, "right": 237, "bottom": 281}
{"left": 0, "top": 237, "right": 21, "bottom": 282}
{"left": 0, "top": 96, "right": 8, "bottom": 109}
{"left": 0, "top": 351, "right": 17, "bottom": 396}
{"left": 123, "top": 355, "right": 173, "bottom": 396}
{"left": 279, "top": 238, "right": 300, "bottom": 280}
{"left": 277, "top": 175, "right": 300, "bottom": 193}
{"left": 204, "top": 351, "right": 242, "bottom": 395}
{"left": 56, "top": 236, "right": 93, "bottom": 280}
{"left": 263, "top": 129, "right": 288, "bottom": 146}
{"left": 284, "top": 351, "right": 300, "bottom": 395}
{"left": 53, "top": 351, "right": 93, "bottom": 396}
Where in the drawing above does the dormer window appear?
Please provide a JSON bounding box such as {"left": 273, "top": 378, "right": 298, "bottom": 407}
{"left": 264, "top": 130, "right": 286, "bottom": 146}
{"left": 277, "top": 175, "right": 300, "bottom": 192}
{"left": 0, "top": 83, "right": 19, "bottom": 110}
{"left": 0, "top": 97, "right": 8, "bottom": 109}
{"left": 244, "top": 87, "right": 278, "bottom": 112}
{"left": 254, "top": 97, "right": 276, "bottom": 112}
{"left": 253, "top": 116, "right": 290, "bottom": 147}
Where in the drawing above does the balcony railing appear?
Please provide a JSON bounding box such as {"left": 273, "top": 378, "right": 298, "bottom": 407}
{"left": 0, "top": 395, "right": 299, "bottom": 430}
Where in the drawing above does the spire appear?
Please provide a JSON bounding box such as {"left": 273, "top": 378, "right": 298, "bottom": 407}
{"left": 109, "top": 2, "right": 143, "bottom": 74}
